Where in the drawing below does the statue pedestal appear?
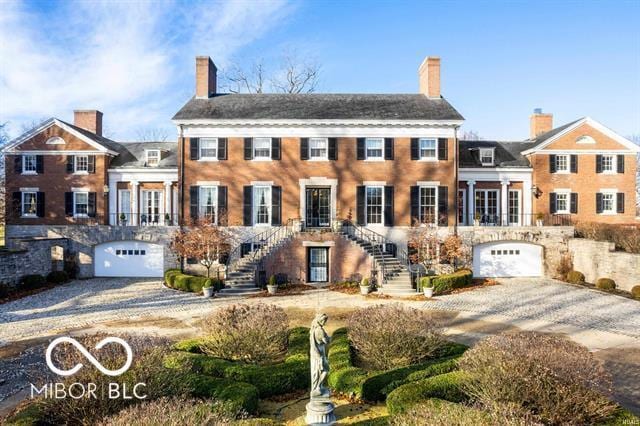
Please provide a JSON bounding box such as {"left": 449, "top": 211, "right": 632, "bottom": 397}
{"left": 305, "top": 397, "right": 336, "bottom": 425}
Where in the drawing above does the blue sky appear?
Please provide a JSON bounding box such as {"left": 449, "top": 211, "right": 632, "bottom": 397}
{"left": 1, "top": 0, "right": 639, "bottom": 141}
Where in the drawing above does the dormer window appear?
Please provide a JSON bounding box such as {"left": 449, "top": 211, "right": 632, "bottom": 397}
{"left": 479, "top": 148, "right": 494, "bottom": 166}
{"left": 146, "top": 150, "right": 160, "bottom": 167}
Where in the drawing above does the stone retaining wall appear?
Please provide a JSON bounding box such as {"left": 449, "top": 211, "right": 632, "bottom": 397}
{"left": 568, "top": 239, "right": 639, "bottom": 292}
{"left": 0, "top": 238, "right": 68, "bottom": 286}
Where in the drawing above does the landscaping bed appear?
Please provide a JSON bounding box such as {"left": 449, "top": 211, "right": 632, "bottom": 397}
{"left": 249, "top": 283, "right": 316, "bottom": 297}
{"left": 163, "top": 268, "right": 223, "bottom": 294}
{"left": 0, "top": 271, "right": 71, "bottom": 305}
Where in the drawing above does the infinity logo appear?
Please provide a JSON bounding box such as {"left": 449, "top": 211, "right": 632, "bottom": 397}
{"left": 45, "top": 337, "right": 133, "bottom": 377}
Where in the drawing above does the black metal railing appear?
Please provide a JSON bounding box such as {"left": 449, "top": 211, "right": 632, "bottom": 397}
{"left": 109, "top": 213, "right": 179, "bottom": 226}
{"left": 461, "top": 213, "right": 572, "bottom": 227}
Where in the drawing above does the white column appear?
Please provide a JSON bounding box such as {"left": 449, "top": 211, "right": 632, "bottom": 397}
{"left": 164, "top": 181, "right": 173, "bottom": 225}
{"left": 131, "top": 181, "right": 139, "bottom": 226}
{"left": 501, "top": 180, "right": 510, "bottom": 225}
{"left": 108, "top": 176, "right": 118, "bottom": 226}
{"left": 467, "top": 180, "right": 475, "bottom": 225}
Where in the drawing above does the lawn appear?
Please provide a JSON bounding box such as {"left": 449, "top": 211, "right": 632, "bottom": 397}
{"left": 0, "top": 225, "right": 4, "bottom": 248}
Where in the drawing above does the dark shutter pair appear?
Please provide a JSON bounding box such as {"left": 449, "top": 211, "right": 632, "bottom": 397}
{"left": 244, "top": 138, "right": 281, "bottom": 160}
{"left": 408, "top": 186, "right": 448, "bottom": 225}
{"left": 549, "top": 192, "right": 578, "bottom": 214}
{"left": 190, "top": 138, "right": 228, "bottom": 160}
{"left": 300, "top": 138, "right": 337, "bottom": 160}
{"left": 12, "top": 192, "right": 45, "bottom": 217}
{"left": 596, "top": 155, "right": 626, "bottom": 173}
{"left": 409, "top": 138, "right": 448, "bottom": 160}
{"left": 242, "top": 185, "right": 282, "bottom": 226}
{"left": 549, "top": 155, "right": 578, "bottom": 173}
{"left": 598, "top": 193, "right": 625, "bottom": 213}
{"left": 189, "top": 186, "right": 228, "bottom": 224}
{"left": 355, "top": 186, "right": 394, "bottom": 226}
{"left": 64, "top": 192, "right": 96, "bottom": 217}
{"left": 64, "top": 155, "right": 95, "bottom": 173}
{"left": 14, "top": 156, "right": 44, "bottom": 174}
{"left": 356, "top": 138, "right": 394, "bottom": 160}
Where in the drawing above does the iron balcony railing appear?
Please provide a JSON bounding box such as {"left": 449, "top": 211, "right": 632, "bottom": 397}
{"left": 461, "top": 213, "right": 572, "bottom": 227}
{"left": 109, "top": 213, "right": 180, "bottom": 226}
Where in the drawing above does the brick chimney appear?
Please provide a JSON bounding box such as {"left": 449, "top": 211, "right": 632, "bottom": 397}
{"left": 74, "top": 110, "right": 103, "bottom": 136}
{"left": 419, "top": 56, "right": 441, "bottom": 98}
{"left": 530, "top": 108, "right": 553, "bottom": 138}
{"left": 196, "top": 56, "right": 217, "bottom": 99}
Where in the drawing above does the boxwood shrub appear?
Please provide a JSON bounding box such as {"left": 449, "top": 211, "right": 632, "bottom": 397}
{"left": 431, "top": 269, "right": 473, "bottom": 294}
{"left": 164, "top": 268, "right": 181, "bottom": 286}
{"left": 596, "top": 278, "right": 616, "bottom": 290}
{"left": 327, "top": 328, "right": 369, "bottom": 398}
{"left": 164, "top": 269, "right": 222, "bottom": 293}
{"left": 183, "top": 373, "right": 259, "bottom": 413}
{"left": 46, "top": 270, "right": 69, "bottom": 284}
{"left": 631, "top": 285, "right": 640, "bottom": 300}
{"left": 566, "top": 270, "right": 586, "bottom": 284}
{"left": 386, "top": 370, "right": 470, "bottom": 415}
{"left": 21, "top": 274, "right": 47, "bottom": 290}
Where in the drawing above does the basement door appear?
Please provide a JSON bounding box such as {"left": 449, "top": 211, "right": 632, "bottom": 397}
{"left": 308, "top": 247, "right": 329, "bottom": 282}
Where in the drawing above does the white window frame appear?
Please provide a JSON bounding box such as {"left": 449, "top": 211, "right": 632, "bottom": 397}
{"left": 73, "top": 192, "right": 89, "bottom": 218}
{"left": 555, "top": 191, "right": 570, "bottom": 214}
{"left": 419, "top": 138, "right": 437, "bottom": 161}
{"left": 199, "top": 186, "right": 218, "bottom": 224}
{"left": 474, "top": 189, "right": 500, "bottom": 221}
{"left": 308, "top": 138, "right": 328, "bottom": 161}
{"left": 21, "top": 191, "right": 38, "bottom": 217}
{"left": 74, "top": 155, "right": 89, "bottom": 174}
{"left": 479, "top": 148, "right": 495, "bottom": 166}
{"left": 146, "top": 150, "right": 160, "bottom": 167}
{"left": 252, "top": 137, "right": 272, "bottom": 160}
{"left": 199, "top": 137, "right": 218, "bottom": 161}
{"left": 555, "top": 154, "right": 569, "bottom": 173}
{"left": 458, "top": 189, "right": 466, "bottom": 225}
{"left": 22, "top": 155, "right": 37, "bottom": 175}
{"left": 601, "top": 191, "right": 616, "bottom": 214}
{"left": 365, "top": 138, "right": 384, "bottom": 161}
{"left": 118, "top": 189, "right": 131, "bottom": 222}
{"left": 418, "top": 185, "right": 438, "bottom": 225}
{"left": 601, "top": 155, "right": 615, "bottom": 174}
{"left": 253, "top": 185, "right": 272, "bottom": 225}
{"left": 365, "top": 186, "right": 384, "bottom": 225}
{"left": 508, "top": 189, "right": 521, "bottom": 225}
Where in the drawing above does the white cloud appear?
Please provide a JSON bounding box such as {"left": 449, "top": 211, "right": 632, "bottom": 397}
{"left": 0, "top": 0, "right": 293, "bottom": 139}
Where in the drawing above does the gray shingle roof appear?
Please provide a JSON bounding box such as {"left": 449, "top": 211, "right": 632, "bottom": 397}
{"left": 58, "top": 119, "right": 125, "bottom": 153}
{"left": 172, "top": 93, "right": 464, "bottom": 121}
{"left": 527, "top": 118, "right": 583, "bottom": 147}
{"left": 459, "top": 140, "right": 535, "bottom": 168}
{"left": 109, "top": 142, "right": 177, "bottom": 169}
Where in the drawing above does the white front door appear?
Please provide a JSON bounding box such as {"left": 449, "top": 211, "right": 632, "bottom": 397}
{"left": 473, "top": 242, "right": 542, "bottom": 277}
{"left": 94, "top": 241, "right": 164, "bottom": 277}
{"left": 141, "top": 190, "right": 162, "bottom": 225}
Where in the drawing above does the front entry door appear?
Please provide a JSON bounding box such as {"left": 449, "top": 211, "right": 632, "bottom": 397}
{"left": 308, "top": 247, "right": 329, "bottom": 282}
{"left": 306, "top": 188, "right": 331, "bottom": 227}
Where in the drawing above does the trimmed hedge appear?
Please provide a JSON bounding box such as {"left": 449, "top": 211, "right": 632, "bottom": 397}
{"left": 164, "top": 269, "right": 222, "bottom": 293}
{"left": 566, "top": 270, "right": 586, "bottom": 284}
{"left": 431, "top": 269, "right": 473, "bottom": 294}
{"left": 386, "top": 370, "right": 470, "bottom": 415}
{"left": 327, "top": 328, "right": 369, "bottom": 398}
{"left": 632, "top": 285, "right": 640, "bottom": 300}
{"left": 172, "top": 338, "right": 204, "bottom": 353}
{"left": 184, "top": 373, "right": 259, "bottom": 413}
{"left": 21, "top": 274, "right": 46, "bottom": 290}
{"left": 46, "top": 270, "right": 69, "bottom": 284}
{"left": 596, "top": 278, "right": 616, "bottom": 290}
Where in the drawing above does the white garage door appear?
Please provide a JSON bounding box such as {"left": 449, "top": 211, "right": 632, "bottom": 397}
{"left": 473, "top": 242, "right": 542, "bottom": 278}
{"left": 94, "top": 241, "right": 164, "bottom": 277}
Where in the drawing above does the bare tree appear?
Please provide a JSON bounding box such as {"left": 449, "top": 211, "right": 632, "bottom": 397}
{"left": 170, "top": 217, "right": 231, "bottom": 278}
{"left": 220, "top": 51, "right": 320, "bottom": 94}
{"left": 135, "top": 128, "right": 169, "bottom": 142}
{"left": 628, "top": 134, "right": 640, "bottom": 213}
{"left": 0, "top": 123, "right": 8, "bottom": 232}
{"left": 459, "top": 129, "right": 482, "bottom": 140}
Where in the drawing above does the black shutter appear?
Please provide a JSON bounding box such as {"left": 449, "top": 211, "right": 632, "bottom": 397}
{"left": 272, "top": 138, "right": 281, "bottom": 160}
{"left": 66, "top": 156, "right": 74, "bottom": 173}
{"left": 549, "top": 154, "right": 556, "bottom": 173}
{"left": 218, "top": 138, "right": 227, "bottom": 160}
{"left": 300, "top": 138, "right": 309, "bottom": 160}
{"left": 570, "top": 193, "right": 578, "bottom": 214}
{"left": 13, "top": 192, "right": 21, "bottom": 217}
{"left": 438, "top": 186, "right": 448, "bottom": 226}
{"left": 271, "top": 186, "right": 282, "bottom": 226}
{"left": 617, "top": 155, "right": 624, "bottom": 173}
{"left": 328, "top": 138, "right": 337, "bottom": 160}
{"left": 410, "top": 138, "right": 419, "bottom": 160}
{"left": 36, "top": 156, "right": 44, "bottom": 174}
{"left": 596, "top": 193, "right": 603, "bottom": 214}
{"left": 88, "top": 192, "right": 96, "bottom": 217}
{"left": 356, "top": 186, "right": 365, "bottom": 225}
{"left": 617, "top": 193, "right": 625, "bottom": 213}
{"left": 410, "top": 186, "right": 420, "bottom": 224}
{"left": 14, "top": 156, "right": 21, "bottom": 174}
{"left": 243, "top": 186, "right": 253, "bottom": 226}
{"left": 244, "top": 138, "right": 253, "bottom": 160}
{"left": 384, "top": 138, "right": 394, "bottom": 160}
{"left": 189, "top": 186, "right": 199, "bottom": 222}
{"left": 438, "top": 138, "right": 448, "bottom": 160}
{"left": 65, "top": 192, "right": 73, "bottom": 216}
{"left": 218, "top": 186, "right": 227, "bottom": 225}
{"left": 596, "top": 155, "right": 602, "bottom": 173}
{"left": 190, "top": 138, "right": 199, "bottom": 160}
{"left": 88, "top": 155, "right": 95, "bottom": 174}
{"left": 36, "top": 192, "right": 45, "bottom": 218}
{"left": 549, "top": 192, "right": 557, "bottom": 214}
{"left": 356, "top": 138, "right": 365, "bottom": 160}
{"left": 570, "top": 155, "right": 577, "bottom": 173}
{"left": 384, "top": 186, "right": 394, "bottom": 226}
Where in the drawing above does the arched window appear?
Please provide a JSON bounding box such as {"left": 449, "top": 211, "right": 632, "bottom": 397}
{"left": 576, "top": 135, "right": 595, "bottom": 144}
{"left": 45, "top": 136, "right": 66, "bottom": 145}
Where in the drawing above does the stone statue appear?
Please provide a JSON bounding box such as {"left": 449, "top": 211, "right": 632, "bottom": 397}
{"left": 306, "top": 313, "right": 336, "bottom": 425}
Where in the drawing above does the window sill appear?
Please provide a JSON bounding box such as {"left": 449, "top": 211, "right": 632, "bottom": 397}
{"left": 198, "top": 158, "right": 219, "bottom": 162}
{"left": 73, "top": 171, "right": 89, "bottom": 175}
{"left": 308, "top": 158, "right": 329, "bottom": 162}
{"left": 555, "top": 211, "right": 570, "bottom": 215}
{"left": 553, "top": 170, "right": 570, "bottom": 174}
{"left": 598, "top": 211, "right": 618, "bottom": 216}
{"left": 364, "top": 158, "right": 385, "bottom": 162}
{"left": 252, "top": 158, "right": 273, "bottom": 162}
{"left": 73, "top": 214, "right": 89, "bottom": 218}
{"left": 21, "top": 215, "right": 38, "bottom": 219}
{"left": 601, "top": 171, "right": 617, "bottom": 175}
{"left": 417, "top": 158, "right": 438, "bottom": 162}
{"left": 21, "top": 172, "right": 38, "bottom": 176}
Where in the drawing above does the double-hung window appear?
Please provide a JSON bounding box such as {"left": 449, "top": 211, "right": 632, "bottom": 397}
{"left": 253, "top": 137, "right": 271, "bottom": 159}
{"left": 366, "top": 186, "right": 383, "bottom": 224}
{"left": 75, "top": 155, "right": 89, "bottom": 173}
{"left": 601, "top": 155, "right": 614, "bottom": 173}
{"left": 555, "top": 192, "right": 569, "bottom": 214}
{"left": 365, "top": 138, "right": 383, "bottom": 160}
{"left": 74, "top": 192, "right": 89, "bottom": 217}
{"left": 419, "top": 138, "right": 437, "bottom": 160}
{"left": 419, "top": 186, "right": 437, "bottom": 224}
{"left": 309, "top": 138, "right": 328, "bottom": 160}
{"left": 22, "top": 155, "right": 37, "bottom": 174}
{"left": 555, "top": 155, "right": 569, "bottom": 173}
{"left": 146, "top": 150, "right": 160, "bottom": 167}
{"left": 199, "top": 138, "right": 218, "bottom": 159}
{"left": 601, "top": 192, "right": 615, "bottom": 213}
{"left": 479, "top": 148, "right": 494, "bottom": 166}
{"left": 21, "top": 192, "right": 37, "bottom": 217}
{"left": 199, "top": 186, "right": 218, "bottom": 223}
{"left": 254, "top": 186, "right": 271, "bottom": 225}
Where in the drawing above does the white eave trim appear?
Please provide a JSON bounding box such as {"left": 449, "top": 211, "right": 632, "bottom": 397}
{"left": 459, "top": 167, "right": 533, "bottom": 172}
{"left": 108, "top": 168, "right": 178, "bottom": 173}
{"left": 521, "top": 117, "right": 640, "bottom": 155}
{"left": 172, "top": 118, "right": 465, "bottom": 127}
{"left": 2, "top": 118, "right": 119, "bottom": 155}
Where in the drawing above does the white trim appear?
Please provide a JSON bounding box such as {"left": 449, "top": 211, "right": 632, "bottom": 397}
{"left": 365, "top": 137, "right": 384, "bottom": 160}
{"left": 521, "top": 117, "right": 640, "bottom": 154}
{"left": 73, "top": 191, "right": 90, "bottom": 218}
{"left": 576, "top": 135, "right": 596, "bottom": 144}
{"left": 417, "top": 184, "right": 438, "bottom": 226}
{"left": 363, "top": 181, "right": 387, "bottom": 186}
{"left": 7, "top": 150, "right": 107, "bottom": 155}
{"left": 554, "top": 154, "right": 570, "bottom": 174}
{"left": 458, "top": 188, "right": 467, "bottom": 225}
{"left": 45, "top": 136, "right": 65, "bottom": 145}
{"left": 198, "top": 137, "right": 218, "bottom": 161}
{"left": 302, "top": 241, "right": 335, "bottom": 247}
{"left": 507, "top": 189, "right": 521, "bottom": 225}
{"left": 253, "top": 185, "right": 272, "bottom": 226}
{"left": 108, "top": 168, "right": 178, "bottom": 173}
{"left": 71, "top": 187, "right": 91, "bottom": 192}
{"left": 196, "top": 180, "right": 220, "bottom": 186}
{"left": 19, "top": 187, "right": 39, "bottom": 192}
{"left": 299, "top": 177, "right": 338, "bottom": 224}
{"left": 364, "top": 185, "right": 385, "bottom": 225}
{"left": 416, "top": 180, "right": 440, "bottom": 186}
{"left": 418, "top": 137, "right": 438, "bottom": 161}
{"left": 459, "top": 167, "right": 533, "bottom": 172}
{"left": 21, "top": 191, "right": 38, "bottom": 218}
{"left": 250, "top": 180, "right": 274, "bottom": 186}
{"left": 479, "top": 148, "right": 495, "bottom": 166}
{"left": 252, "top": 137, "right": 272, "bottom": 160}
{"left": 308, "top": 137, "right": 329, "bottom": 160}
{"left": 554, "top": 189, "right": 571, "bottom": 214}
{"left": 174, "top": 118, "right": 465, "bottom": 127}
{"left": 145, "top": 149, "right": 161, "bottom": 167}
{"left": 599, "top": 191, "right": 618, "bottom": 215}
{"left": 21, "top": 154, "right": 37, "bottom": 174}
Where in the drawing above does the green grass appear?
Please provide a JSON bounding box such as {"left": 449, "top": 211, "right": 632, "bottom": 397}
{"left": 0, "top": 225, "right": 5, "bottom": 247}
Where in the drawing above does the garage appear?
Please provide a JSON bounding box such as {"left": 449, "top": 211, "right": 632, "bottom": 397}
{"left": 473, "top": 241, "right": 542, "bottom": 278}
{"left": 94, "top": 241, "right": 164, "bottom": 277}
